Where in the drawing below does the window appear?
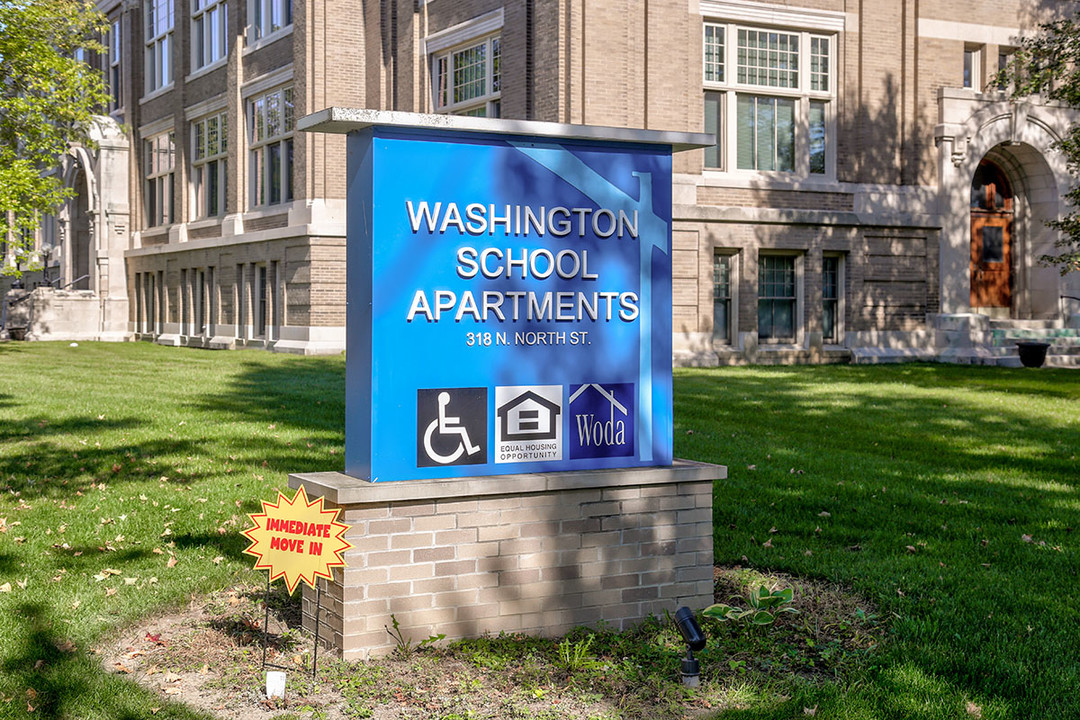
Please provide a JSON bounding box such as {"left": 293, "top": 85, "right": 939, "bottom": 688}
{"left": 702, "top": 21, "right": 834, "bottom": 176}
{"left": 433, "top": 35, "right": 501, "bottom": 117}
{"left": 250, "top": 0, "right": 291, "bottom": 42}
{"left": 194, "top": 269, "right": 206, "bottom": 335}
{"left": 192, "top": 0, "right": 227, "bottom": 70}
{"left": 758, "top": 255, "right": 796, "bottom": 342}
{"left": 822, "top": 255, "right": 841, "bottom": 343}
{"left": 108, "top": 19, "right": 122, "bottom": 111}
{"left": 963, "top": 45, "right": 981, "bottom": 89}
{"left": 193, "top": 111, "right": 228, "bottom": 217}
{"left": 235, "top": 264, "right": 246, "bottom": 338}
{"left": 249, "top": 86, "right": 294, "bottom": 207}
{"left": 713, "top": 253, "right": 734, "bottom": 343}
{"left": 256, "top": 264, "right": 268, "bottom": 337}
{"left": 145, "top": 0, "right": 174, "bottom": 93}
{"left": 737, "top": 95, "right": 794, "bottom": 172}
{"left": 144, "top": 132, "right": 175, "bottom": 227}
{"left": 996, "top": 48, "right": 1014, "bottom": 90}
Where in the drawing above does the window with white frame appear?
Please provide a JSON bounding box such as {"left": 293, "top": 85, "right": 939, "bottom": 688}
{"left": 193, "top": 111, "right": 228, "bottom": 217}
{"left": 250, "top": 0, "right": 291, "bottom": 42}
{"left": 108, "top": 19, "right": 122, "bottom": 111}
{"left": 758, "top": 254, "right": 798, "bottom": 342}
{"left": 145, "top": 0, "right": 174, "bottom": 93}
{"left": 144, "top": 131, "right": 175, "bottom": 227}
{"left": 192, "top": 0, "right": 227, "bottom": 70}
{"left": 249, "top": 86, "right": 293, "bottom": 207}
{"left": 822, "top": 254, "right": 842, "bottom": 343}
{"left": 702, "top": 21, "right": 834, "bottom": 176}
{"left": 963, "top": 44, "right": 981, "bottom": 89}
{"left": 713, "top": 252, "right": 736, "bottom": 343}
{"left": 433, "top": 34, "right": 501, "bottom": 117}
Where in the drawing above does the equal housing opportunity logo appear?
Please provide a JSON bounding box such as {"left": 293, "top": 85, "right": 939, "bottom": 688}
{"left": 568, "top": 383, "right": 634, "bottom": 459}
{"left": 495, "top": 385, "right": 563, "bottom": 463}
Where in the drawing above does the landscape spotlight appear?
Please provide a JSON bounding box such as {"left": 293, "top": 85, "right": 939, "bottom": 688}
{"left": 673, "top": 606, "right": 706, "bottom": 687}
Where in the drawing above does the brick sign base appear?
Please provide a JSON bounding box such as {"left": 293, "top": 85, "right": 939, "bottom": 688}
{"left": 289, "top": 461, "right": 724, "bottom": 660}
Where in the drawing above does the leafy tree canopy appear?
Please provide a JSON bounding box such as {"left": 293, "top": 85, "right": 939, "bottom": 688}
{"left": 0, "top": 0, "right": 109, "bottom": 277}
{"left": 1004, "top": 12, "right": 1080, "bottom": 275}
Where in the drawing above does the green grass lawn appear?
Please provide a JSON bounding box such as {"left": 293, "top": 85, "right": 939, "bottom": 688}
{"left": 677, "top": 364, "right": 1080, "bottom": 720}
{"left": 0, "top": 343, "right": 1077, "bottom": 720}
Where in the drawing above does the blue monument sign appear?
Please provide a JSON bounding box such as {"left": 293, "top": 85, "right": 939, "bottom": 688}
{"left": 299, "top": 109, "right": 710, "bottom": 482}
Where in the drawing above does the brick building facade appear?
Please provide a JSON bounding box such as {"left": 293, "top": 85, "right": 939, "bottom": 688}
{"left": 5, "top": 0, "right": 1080, "bottom": 362}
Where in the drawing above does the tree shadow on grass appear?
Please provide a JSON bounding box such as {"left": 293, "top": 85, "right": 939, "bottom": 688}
{"left": 186, "top": 357, "right": 346, "bottom": 476}
{"left": 1, "top": 602, "right": 212, "bottom": 720}
{"left": 0, "top": 432, "right": 212, "bottom": 501}
{"left": 674, "top": 364, "right": 1080, "bottom": 719}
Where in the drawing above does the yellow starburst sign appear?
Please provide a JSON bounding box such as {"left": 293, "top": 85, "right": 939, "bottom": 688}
{"left": 242, "top": 485, "right": 353, "bottom": 594}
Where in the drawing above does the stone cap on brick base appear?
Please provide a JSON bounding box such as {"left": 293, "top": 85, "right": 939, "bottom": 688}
{"left": 290, "top": 460, "right": 726, "bottom": 505}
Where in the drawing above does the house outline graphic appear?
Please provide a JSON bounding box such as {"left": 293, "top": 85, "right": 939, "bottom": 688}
{"left": 497, "top": 391, "right": 562, "bottom": 442}
{"left": 568, "top": 383, "right": 629, "bottom": 416}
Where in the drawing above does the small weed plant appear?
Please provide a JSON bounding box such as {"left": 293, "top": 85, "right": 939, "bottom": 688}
{"left": 385, "top": 614, "right": 445, "bottom": 657}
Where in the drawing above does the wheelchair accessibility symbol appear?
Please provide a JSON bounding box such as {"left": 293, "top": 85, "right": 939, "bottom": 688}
{"left": 416, "top": 388, "right": 487, "bottom": 468}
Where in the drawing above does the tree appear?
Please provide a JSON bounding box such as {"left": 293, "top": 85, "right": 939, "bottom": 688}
{"left": 1003, "top": 12, "right": 1080, "bottom": 275}
{"left": 0, "top": 0, "right": 109, "bottom": 277}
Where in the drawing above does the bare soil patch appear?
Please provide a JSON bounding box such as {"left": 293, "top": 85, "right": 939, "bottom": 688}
{"left": 95, "top": 568, "right": 882, "bottom": 720}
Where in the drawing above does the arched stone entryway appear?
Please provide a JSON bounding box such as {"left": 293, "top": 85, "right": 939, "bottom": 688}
{"left": 69, "top": 166, "right": 93, "bottom": 291}
{"left": 938, "top": 98, "right": 1073, "bottom": 320}
{"left": 969, "top": 142, "right": 1061, "bottom": 319}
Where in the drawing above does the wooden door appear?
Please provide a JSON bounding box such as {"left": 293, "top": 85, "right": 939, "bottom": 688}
{"left": 970, "top": 214, "right": 1012, "bottom": 307}
{"left": 970, "top": 160, "right": 1014, "bottom": 309}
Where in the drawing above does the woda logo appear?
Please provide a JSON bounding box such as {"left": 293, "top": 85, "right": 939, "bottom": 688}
{"left": 568, "top": 383, "right": 634, "bottom": 459}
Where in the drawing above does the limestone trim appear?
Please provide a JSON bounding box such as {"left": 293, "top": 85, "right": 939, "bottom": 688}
{"left": 422, "top": 8, "right": 504, "bottom": 55}
{"left": 137, "top": 114, "right": 176, "bottom": 138}
{"left": 184, "top": 93, "right": 229, "bottom": 120}
{"left": 241, "top": 65, "right": 294, "bottom": 99}
{"left": 698, "top": 0, "right": 845, "bottom": 33}
{"left": 917, "top": 18, "right": 1019, "bottom": 46}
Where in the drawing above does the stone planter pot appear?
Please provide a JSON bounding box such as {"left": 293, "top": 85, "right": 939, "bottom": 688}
{"left": 7, "top": 327, "right": 26, "bottom": 341}
{"left": 1016, "top": 341, "right": 1050, "bottom": 368}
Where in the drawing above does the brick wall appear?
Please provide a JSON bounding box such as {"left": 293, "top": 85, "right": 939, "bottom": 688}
{"left": 697, "top": 188, "right": 855, "bottom": 212}
{"left": 292, "top": 463, "right": 721, "bottom": 660}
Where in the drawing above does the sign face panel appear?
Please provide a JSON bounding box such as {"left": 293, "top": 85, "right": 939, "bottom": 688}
{"left": 242, "top": 486, "right": 353, "bottom": 593}
{"left": 347, "top": 127, "right": 673, "bottom": 481}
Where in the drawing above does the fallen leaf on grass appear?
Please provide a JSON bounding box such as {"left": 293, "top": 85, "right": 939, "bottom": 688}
{"left": 818, "top": 511, "right": 831, "bottom": 518}
{"left": 804, "top": 707, "right": 818, "bottom": 717}
{"left": 105, "top": 587, "right": 117, "bottom": 597}
{"left": 966, "top": 701, "right": 983, "bottom": 718}
{"left": 124, "top": 577, "right": 138, "bottom": 585}
{"left": 905, "top": 545, "right": 917, "bottom": 554}
{"left": 1021, "top": 534, "right": 1033, "bottom": 543}
{"left": 166, "top": 555, "right": 177, "bottom": 568}
{"left": 762, "top": 539, "right": 773, "bottom": 549}
{"left": 114, "top": 663, "right": 131, "bottom": 674}
{"left": 199, "top": 663, "right": 209, "bottom": 675}
{"left": 164, "top": 672, "right": 181, "bottom": 684}
{"left": 163, "top": 687, "right": 181, "bottom": 696}
{"left": 0, "top": 583, "right": 11, "bottom": 593}
{"left": 55, "top": 640, "right": 76, "bottom": 653}
{"left": 16, "top": 578, "right": 27, "bottom": 590}
{"left": 212, "top": 556, "right": 224, "bottom": 565}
